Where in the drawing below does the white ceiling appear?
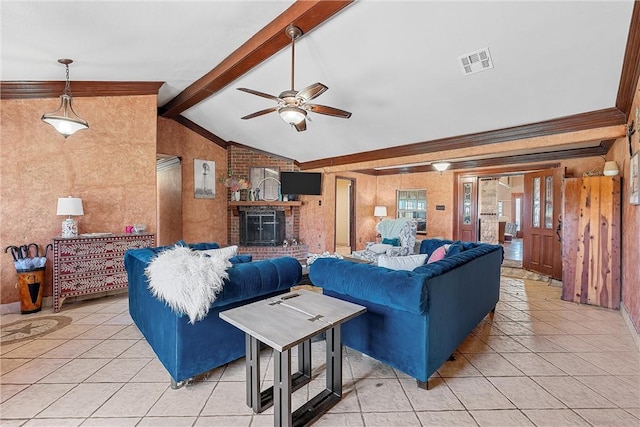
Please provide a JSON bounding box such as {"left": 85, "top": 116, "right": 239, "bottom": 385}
{"left": 1, "top": 1, "right": 634, "bottom": 164}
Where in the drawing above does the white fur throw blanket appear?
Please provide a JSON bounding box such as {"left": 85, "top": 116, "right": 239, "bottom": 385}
{"left": 144, "top": 246, "right": 231, "bottom": 324}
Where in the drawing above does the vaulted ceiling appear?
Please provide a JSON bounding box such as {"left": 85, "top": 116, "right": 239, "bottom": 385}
{"left": 2, "top": 1, "right": 639, "bottom": 174}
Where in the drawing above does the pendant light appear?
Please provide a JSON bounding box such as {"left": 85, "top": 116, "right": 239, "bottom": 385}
{"left": 41, "top": 59, "right": 89, "bottom": 138}
{"left": 432, "top": 162, "right": 451, "bottom": 172}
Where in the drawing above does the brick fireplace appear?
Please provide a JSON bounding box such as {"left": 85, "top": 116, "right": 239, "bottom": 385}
{"left": 229, "top": 202, "right": 308, "bottom": 260}
{"left": 226, "top": 145, "right": 307, "bottom": 260}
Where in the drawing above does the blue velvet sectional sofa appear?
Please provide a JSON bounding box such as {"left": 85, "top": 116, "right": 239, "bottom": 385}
{"left": 309, "top": 239, "right": 503, "bottom": 388}
{"left": 124, "top": 242, "right": 302, "bottom": 387}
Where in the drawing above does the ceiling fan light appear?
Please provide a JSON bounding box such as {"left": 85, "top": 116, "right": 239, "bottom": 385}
{"left": 432, "top": 162, "right": 451, "bottom": 172}
{"left": 279, "top": 106, "right": 306, "bottom": 125}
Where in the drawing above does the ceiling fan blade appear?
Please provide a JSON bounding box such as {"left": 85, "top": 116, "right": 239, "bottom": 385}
{"left": 237, "top": 87, "right": 281, "bottom": 102}
{"left": 306, "top": 104, "right": 352, "bottom": 119}
{"left": 294, "top": 119, "right": 307, "bottom": 132}
{"left": 297, "top": 82, "right": 328, "bottom": 102}
{"left": 241, "top": 107, "right": 278, "bottom": 120}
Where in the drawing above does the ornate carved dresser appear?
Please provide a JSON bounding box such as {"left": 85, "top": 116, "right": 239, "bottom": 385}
{"left": 52, "top": 233, "right": 155, "bottom": 312}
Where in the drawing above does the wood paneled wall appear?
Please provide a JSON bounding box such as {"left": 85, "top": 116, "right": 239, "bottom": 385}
{"left": 562, "top": 176, "right": 621, "bottom": 309}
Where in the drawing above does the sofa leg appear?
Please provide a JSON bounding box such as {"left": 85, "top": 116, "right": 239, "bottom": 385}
{"left": 448, "top": 354, "right": 456, "bottom": 361}
{"left": 491, "top": 305, "right": 496, "bottom": 313}
{"left": 171, "top": 378, "right": 185, "bottom": 389}
{"left": 171, "top": 376, "right": 194, "bottom": 389}
{"left": 416, "top": 379, "right": 429, "bottom": 390}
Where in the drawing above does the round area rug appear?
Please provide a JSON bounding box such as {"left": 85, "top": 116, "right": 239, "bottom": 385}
{"left": 1, "top": 315, "right": 73, "bottom": 344}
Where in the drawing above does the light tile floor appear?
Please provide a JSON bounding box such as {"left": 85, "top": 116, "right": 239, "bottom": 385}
{"left": 1, "top": 277, "right": 639, "bottom": 426}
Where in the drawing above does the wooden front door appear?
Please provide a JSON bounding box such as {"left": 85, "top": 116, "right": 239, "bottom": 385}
{"left": 522, "top": 168, "right": 563, "bottom": 279}
{"left": 456, "top": 176, "right": 478, "bottom": 242}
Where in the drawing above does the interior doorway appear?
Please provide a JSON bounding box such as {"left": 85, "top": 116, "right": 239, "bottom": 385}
{"left": 511, "top": 192, "right": 524, "bottom": 238}
{"left": 456, "top": 173, "right": 524, "bottom": 263}
{"left": 497, "top": 176, "right": 524, "bottom": 263}
{"left": 335, "top": 177, "right": 355, "bottom": 256}
{"left": 156, "top": 155, "right": 182, "bottom": 246}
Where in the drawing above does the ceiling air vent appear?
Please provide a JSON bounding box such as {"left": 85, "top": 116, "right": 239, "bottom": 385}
{"left": 459, "top": 47, "right": 493, "bottom": 76}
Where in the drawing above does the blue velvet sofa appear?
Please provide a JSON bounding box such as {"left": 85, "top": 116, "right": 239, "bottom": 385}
{"left": 124, "top": 242, "right": 302, "bottom": 387}
{"left": 309, "top": 239, "right": 503, "bottom": 388}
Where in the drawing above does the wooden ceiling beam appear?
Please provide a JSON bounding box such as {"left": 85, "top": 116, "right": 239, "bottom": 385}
{"left": 159, "top": 0, "right": 353, "bottom": 118}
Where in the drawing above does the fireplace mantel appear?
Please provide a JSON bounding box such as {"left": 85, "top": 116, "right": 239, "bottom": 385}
{"left": 228, "top": 201, "right": 302, "bottom": 216}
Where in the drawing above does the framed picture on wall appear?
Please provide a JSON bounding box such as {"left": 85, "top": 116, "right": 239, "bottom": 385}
{"left": 194, "top": 159, "right": 215, "bottom": 199}
{"left": 630, "top": 152, "right": 640, "bottom": 205}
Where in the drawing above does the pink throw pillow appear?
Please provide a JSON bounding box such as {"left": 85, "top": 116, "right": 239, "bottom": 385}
{"left": 427, "top": 244, "right": 448, "bottom": 264}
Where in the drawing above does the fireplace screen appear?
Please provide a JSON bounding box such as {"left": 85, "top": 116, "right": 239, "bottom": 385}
{"left": 240, "top": 210, "right": 286, "bottom": 246}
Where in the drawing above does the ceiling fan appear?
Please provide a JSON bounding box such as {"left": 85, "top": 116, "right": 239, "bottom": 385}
{"left": 237, "top": 24, "right": 351, "bottom": 132}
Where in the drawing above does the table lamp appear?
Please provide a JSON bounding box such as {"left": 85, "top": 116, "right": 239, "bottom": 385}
{"left": 374, "top": 205, "right": 387, "bottom": 222}
{"left": 57, "top": 197, "right": 84, "bottom": 237}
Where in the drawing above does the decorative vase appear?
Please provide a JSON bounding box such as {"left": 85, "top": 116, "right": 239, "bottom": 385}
{"left": 232, "top": 190, "right": 240, "bottom": 201}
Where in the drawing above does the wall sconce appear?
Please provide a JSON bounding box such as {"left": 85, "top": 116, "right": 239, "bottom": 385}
{"left": 432, "top": 162, "right": 451, "bottom": 172}
{"left": 374, "top": 205, "right": 387, "bottom": 222}
{"left": 57, "top": 196, "right": 84, "bottom": 237}
{"left": 603, "top": 161, "right": 619, "bottom": 176}
{"left": 41, "top": 59, "right": 89, "bottom": 138}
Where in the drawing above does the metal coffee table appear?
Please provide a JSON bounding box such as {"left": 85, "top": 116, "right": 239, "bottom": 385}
{"left": 220, "top": 289, "right": 365, "bottom": 427}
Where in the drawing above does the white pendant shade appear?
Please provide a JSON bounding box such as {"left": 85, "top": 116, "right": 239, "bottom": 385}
{"left": 42, "top": 94, "right": 89, "bottom": 138}
{"left": 41, "top": 59, "right": 89, "bottom": 138}
{"left": 432, "top": 162, "right": 451, "bottom": 172}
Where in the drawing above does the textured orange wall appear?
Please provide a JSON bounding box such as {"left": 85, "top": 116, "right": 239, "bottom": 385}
{"left": 377, "top": 171, "right": 454, "bottom": 239}
{"left": 157, "top": 117, "right": 228, "bottom": 245}
{"left": 609, "top": 88, "right": 640, "bottom": 334}
{"left": 1, "top": 96, "right": 157, "bottom": 304}
{"left": 299, "top": 172, "right": 377, "bottom": 253}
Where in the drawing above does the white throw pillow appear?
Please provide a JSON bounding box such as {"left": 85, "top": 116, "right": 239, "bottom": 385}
{"left": 367, "top": 243, "right": 393, "bottom": 254}
{"left": 202, "top": 245, "right": 238, "bottom": 260}
{"left": 378, "top": 254, "right": 428, "bottom": 271}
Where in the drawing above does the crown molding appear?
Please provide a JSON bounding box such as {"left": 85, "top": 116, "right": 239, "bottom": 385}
{"left": 172, "top": 115, "right": 228, "bottom": 149}
{"left": 616, "top": 0, "right": 640, "bottom": 116}
{"left": 0, "top": 81, "right": 163, "bottom": 99}
{"left": 299, "top": 108, "right": 626, "bottom": 171}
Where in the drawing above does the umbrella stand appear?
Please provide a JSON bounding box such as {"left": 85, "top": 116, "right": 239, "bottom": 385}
{"left": 6, "top": 244, "right": 49, "bottom": 314}
{"left": 16, "top": 267, "right": 45, "bottom": 314}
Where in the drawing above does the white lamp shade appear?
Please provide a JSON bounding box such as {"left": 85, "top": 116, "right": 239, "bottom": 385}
{"left": 603, "top": 161, "right": 619, "bottom": 176}
{"left": 57, "top": 197, "right": 84, "bottom": 216}
{"left": 374, "top": 206, "right": 387, "bottom": 217}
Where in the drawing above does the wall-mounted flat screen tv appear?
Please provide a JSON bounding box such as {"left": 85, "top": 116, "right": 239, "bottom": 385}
{"left": 280, "top": 172, "right": 322, "bottom": 196}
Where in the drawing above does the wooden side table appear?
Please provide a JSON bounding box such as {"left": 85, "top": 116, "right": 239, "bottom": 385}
{"left": 52, "top": 233, "right": 155, "bottom": 312}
